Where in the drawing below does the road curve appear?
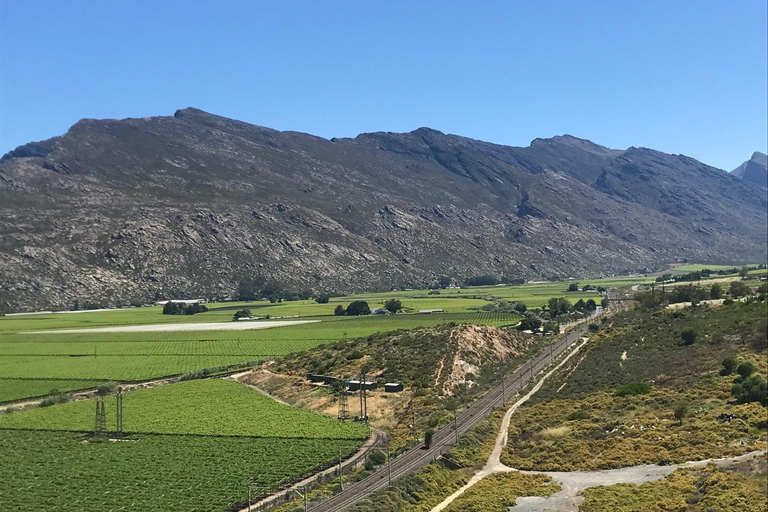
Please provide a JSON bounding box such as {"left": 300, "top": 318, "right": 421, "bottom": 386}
{"left": 307, "top": 321, "right": 595, "bottom": 512}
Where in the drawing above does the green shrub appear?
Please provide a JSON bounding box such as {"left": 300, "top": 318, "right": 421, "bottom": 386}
{"left": 424, "top": 428, "right": 435, "bottom": 448}
{"left": 39, "top": 389, "right": 69, "bottom": 407}
{"left": 345, "top": 350, "right": 364, "bottom": 361}
{"left": 368, "top": 450, "right": 387, "bottom": 465}
{"left": 232, "top": 309, "right": 252, "bottom": 320}
{"left": 736, "top": 361, "right": 756, "bottom": 379}
{"left": 566, "top": 410, "right": 590, "bottom": 421}
{"left": 96, "top": 382, "right": 118, "bottom": 396}
{"left": 731, "top": 375, "right": 767, "bottom": 405}
{"left": 720, "top": 356, "right": 738, "bottom": 375}
{"left": 679, "top": 329, "right": 697, "bottom": 346}
{"left": 614, "top": 382, "right": 651, "bottom": 397}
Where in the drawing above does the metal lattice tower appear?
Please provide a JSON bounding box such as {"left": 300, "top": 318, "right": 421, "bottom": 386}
{"left": 115, "top": 388, "right": 124, "bottom": 439}
{"left": 94, "top": 396, "right": 106, "bottom": 436}
{"left": 337, "top": 388, "right": 349, "bottom": 420}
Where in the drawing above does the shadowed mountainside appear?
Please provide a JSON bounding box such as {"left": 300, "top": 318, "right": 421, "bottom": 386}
{"left": 1, "top": 108, "right": 766, "bottom": 311}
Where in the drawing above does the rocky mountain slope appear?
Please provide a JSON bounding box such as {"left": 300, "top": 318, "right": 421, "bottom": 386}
{"left": 1, "top": 108, "right": 766, "bottom": 312}
{"left": 731, "top": 151, "right": 768, "bottom": 188}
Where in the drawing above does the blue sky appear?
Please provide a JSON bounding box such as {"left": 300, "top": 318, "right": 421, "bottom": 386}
{"left": 0, "top": 1, "right": 766, "bottom": 170}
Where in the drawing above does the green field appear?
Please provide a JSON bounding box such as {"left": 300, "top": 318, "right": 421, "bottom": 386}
{"left": 0, "top": 378, "right": 367, "bottom": 511}
{"left": 0, "top": 378, "right": 102, "bottom": 403}
{"left": 0, "top": 274, "right": 663, "bottom": 403}
{"left": 0, "top": 312, "right": 520, "bottom": 401}
{"left": 0, "top": 378, "right": 368, "bottom": 439}
{"left": 0, "top": 428, "right": 360, "bottom": 512}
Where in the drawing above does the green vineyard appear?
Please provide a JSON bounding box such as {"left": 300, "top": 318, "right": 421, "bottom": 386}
{"left": 0, "top": 430, "right": 360, "bottom": 512}
{"left": 0, "top": 379, "right": 369, "bottom": 439}
{"left": 0, "top": 312, "right": 519, "bottom": 401}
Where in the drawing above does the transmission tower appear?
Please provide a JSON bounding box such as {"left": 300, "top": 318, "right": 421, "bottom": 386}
{"left": 337, "top": 388, "right": 349, "bottom": 420}
{"left": 94, "top": 396, "right": 106, "bottom": 436}
{"left": 115, "top": 388, "right": 124, "bottom": 439}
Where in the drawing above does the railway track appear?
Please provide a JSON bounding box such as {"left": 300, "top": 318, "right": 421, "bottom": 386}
{"left": 307, "top": 319, "right": 597, "bottom": 512}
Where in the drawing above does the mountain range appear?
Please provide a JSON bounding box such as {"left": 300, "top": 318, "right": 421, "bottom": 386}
{"left": 1, "top": 108, "right": 766, "bottom": 312}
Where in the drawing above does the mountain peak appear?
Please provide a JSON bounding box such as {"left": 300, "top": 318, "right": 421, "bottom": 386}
{"left": 530, "top": 134, "right": 622, "bottom": 157}
{"left": 731, "top": 151, "right": 768, "bottom": 188}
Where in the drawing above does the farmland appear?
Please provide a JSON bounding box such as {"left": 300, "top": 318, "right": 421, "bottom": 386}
{"left": 0, "top": 430, "right": 361, "bottom": 512}
{"left": 0, "top": 311, "right": 520, "bottom": 401}
{"left": 0, "top": 379, "right": 367, "bottom": 512}
{"left": 0, "top": 378, "right": 369, "bottom": 439}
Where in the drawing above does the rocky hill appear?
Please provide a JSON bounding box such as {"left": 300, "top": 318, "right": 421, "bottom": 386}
{"left": 731, "top": 151, "right": 768, "bottom": 188}
{"left": 1, "top": 108, "right": 766, "bottom": 312}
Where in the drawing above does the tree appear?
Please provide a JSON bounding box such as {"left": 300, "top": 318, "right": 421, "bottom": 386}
{"left": 514, "top": 302, "right": 527, "bottom": 314}
{"left": 601, "top": 297, "right": 609, "bottom": 308}
{"left": 673, "top": 401, "right": 689, "bottom": 425}
{"left": 680, "top": 329, "right": 697, "bottom": 346}
{"left": 574, "top": 299, "right": 587, "bottom": 312}
{"left": 383, "top": 299, "right": 403, "bottom": 314}
{"left": 710, "top": 283, "right": 723, "bottom": 299}
{"left": 345, "top": 300, "right": 371, "bottom": 316}
{"left": 557, "top": 298, "right": 572, "bottom": 314}
{"left": 438, "top": 276, "right": 452, "bottom": 289}
{"left": 582, "top": 284, "right": 594, "bottom": 291}
{"left": 739, "top": 266, "right": 749, "bottom": 278}
{"left": 729, "top": 281, "right": 750, "bottom": 298}
{"left": 547, "top": 297, "right": 559, "bottom": 313}
{"left": 517, "top": 315, "right": 542, "bottom": 331}
{"left": 232, "top": 309, "right": 252, "bottom": 320}
{"left": 424, "top": 428, "right": 435, "bottom": 448}
{"left": 334, "top": 305, "right": 346, "bottom": 316}
{"left": 567, "top": 283, "right": 579, "bottom": 292}
{"left": 731, "top": 375, "right": 767, "bottom": 405}
{"left": 163, "top": 302, "right": 208, "bottom": 315}
{"left": 585, "top": 299, "right": 597, "bottom": 311}
{"left": 721, "top": 356, "right": 738, "bottom": 375}
{"left": 736, "top": 361, "right": 756, "bottom": 379}
{"left": 315, "top": 295, "right": 330, "bottom": 304}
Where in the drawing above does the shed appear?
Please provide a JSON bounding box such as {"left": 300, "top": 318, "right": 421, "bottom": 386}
{"left": 384, "top": 382, "right": 403, "bottom": 393}
{"left": 347, "top": 380, "right": 377, "bottom": 392}
{"left": 307, "top": 373, "right": 325, "bottom": 383}
{"left": 418, "top": 309, "right": 444, "bottom": 314}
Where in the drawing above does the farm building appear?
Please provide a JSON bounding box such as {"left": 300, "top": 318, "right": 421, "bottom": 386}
{"left": 384, "top": 382, "right": 403, "bottom": 393}
{"left": 371, "top": 308, "right": 390, "bottom": 315}
{"left": 418, "top": 308, "right": 444, "bottom": 314}
{"left": 347, "top": 380, "right": 377, "bottom": 392}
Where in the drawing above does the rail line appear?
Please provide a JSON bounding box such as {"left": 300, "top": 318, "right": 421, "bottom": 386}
{"left": 307, "top": 317, "right": 598, "bottom": 512}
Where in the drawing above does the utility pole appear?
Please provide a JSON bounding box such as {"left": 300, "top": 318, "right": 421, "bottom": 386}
{"left": 501, "top": 373, "right": 506, "bottom": 406}
{"left": 387, "top": 446, "right": 392, "bottom": 486}
{"left": 338, "top": 443, "right": 343, "bottom": 491}
{"left": 115, "top": 387, "right": 123, "bottom": 439}
{"left": 453, "top": 408, "right": 458, "bottom": 443}
{"left": 293, "top": 486, "right": 308, "bottom": 512}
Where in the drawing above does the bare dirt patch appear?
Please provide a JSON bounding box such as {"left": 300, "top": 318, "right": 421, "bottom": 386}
{"left": 23, "top": 320, "right": 319, "bottom": 334}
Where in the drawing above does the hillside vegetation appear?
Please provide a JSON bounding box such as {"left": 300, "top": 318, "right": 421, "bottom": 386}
{"left": 247, "top": 324, "right": 539, "bottom": 447}
{"left": 501, "top": 301, "right": 767, "bottom": 471}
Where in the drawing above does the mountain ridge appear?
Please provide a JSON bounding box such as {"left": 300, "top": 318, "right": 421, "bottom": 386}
{"left": 0, "top": 108, "right": 765, "bottom": 312}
